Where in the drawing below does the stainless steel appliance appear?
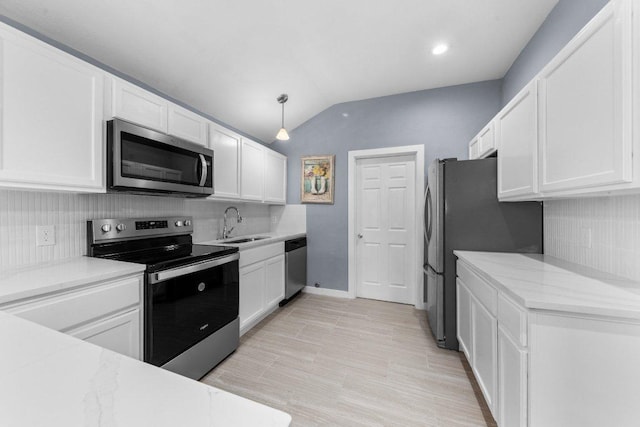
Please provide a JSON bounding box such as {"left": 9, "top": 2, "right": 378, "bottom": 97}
{"left": 424, "top": 158, "right": 542, "bottom": 350}
{"left": 107, "top": 119, "right": 214, "bottom": 197}
{"left": 282, "top": 237, "right": 307, "bottom": 303}
{"left": 87, "top": 216, "right": 239, "bottom": 380}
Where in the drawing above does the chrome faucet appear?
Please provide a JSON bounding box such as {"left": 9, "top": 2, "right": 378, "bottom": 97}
{"left": 223, "top": 206, "right": 242, "bottom": 239}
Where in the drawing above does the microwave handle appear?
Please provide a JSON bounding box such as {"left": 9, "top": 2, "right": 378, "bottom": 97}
{"left": 198, "top": 154, "right": 208, "bottom": 187}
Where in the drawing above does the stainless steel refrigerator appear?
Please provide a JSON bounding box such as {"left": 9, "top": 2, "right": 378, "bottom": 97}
{"left": 424, "top": 158, "right": 542, "bottom": 350}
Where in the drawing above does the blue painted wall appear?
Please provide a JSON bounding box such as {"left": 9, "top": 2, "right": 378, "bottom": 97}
{"left": 501, "top": 0, "right": 609, "bottom": 105}
{"left": 272, "top": 80, "right": 502, "bottom": 291}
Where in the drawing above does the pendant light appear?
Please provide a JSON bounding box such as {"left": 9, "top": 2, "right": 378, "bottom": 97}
{"left": 276, "top": 94, "right": 290, "bottom": 141}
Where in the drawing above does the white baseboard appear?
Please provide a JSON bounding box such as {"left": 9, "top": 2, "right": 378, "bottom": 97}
{"left": 302, "top": 286, "right": 353, "bottom": 299}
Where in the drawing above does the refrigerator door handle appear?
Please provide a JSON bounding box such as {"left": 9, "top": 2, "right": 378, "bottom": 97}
{"left": 424, "top": 187, "right": 433, "bottom": 243}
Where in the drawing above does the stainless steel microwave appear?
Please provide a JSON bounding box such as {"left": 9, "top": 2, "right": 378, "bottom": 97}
{"left": 107, "top": 119, "right": 214, "bottom": 197}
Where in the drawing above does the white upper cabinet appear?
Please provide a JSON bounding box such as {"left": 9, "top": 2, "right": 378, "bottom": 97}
{"left": 468, "top": 137, "right": 480, "bottom": 160}
{"left": 468, "top": 122, "right": 495, "bottom": 160}
{"left": 209, "top": 122, "right": 241, "bottom": 199}
{"left": 167, "top": 104, "right": 208, "bottom": 146}
{"left": 240, "top": 138, "right": 265, "bottom": 201}
{"left": 109, "top": 77, "right": 168, "bottom": 132}
{"left": 477, "top": 122, "right": 496, "bottom": 158}
{"left": 497, "top": 82, "right": 539, "bottom": 200}
{"left": 264, "top": 149, "right": 287, "bottom": 204}
{"left": 0, "top": 22, "right": 105, "bottom": 192}
{"left": 538, "top": 0, "right": 632, "bottom": 193}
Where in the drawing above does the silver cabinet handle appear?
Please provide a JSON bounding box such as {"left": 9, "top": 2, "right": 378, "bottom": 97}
{"left": 198, "top": 154, "right": 208, "bottom": 187}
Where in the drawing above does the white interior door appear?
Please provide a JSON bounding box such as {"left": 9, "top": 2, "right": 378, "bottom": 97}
{"left": 355, "top": 155, "right": 416, "bottom": 304}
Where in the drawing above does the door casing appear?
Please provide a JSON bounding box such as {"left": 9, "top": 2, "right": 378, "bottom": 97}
{"left": 347, "top": 145, "right": 425, "bottom": 308}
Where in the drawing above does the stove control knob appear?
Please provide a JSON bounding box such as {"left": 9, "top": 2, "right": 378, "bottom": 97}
{"left": 175, "top": 220, "right": 184, "bottom": 227}
{"left": 116, "top": 223, "right": 127, "bottom": 232}
{"left": 101, "top": 224, "right": 112, "bottom": 233}
{"left": 184, "top": 220, "right": 192, "bottom": 227}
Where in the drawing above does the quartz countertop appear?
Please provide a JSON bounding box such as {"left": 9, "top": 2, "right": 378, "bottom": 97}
{"left": 454, "top": 251, "right": 640, "bottom": 320}
{"left": 0, "top": 257, "right": 146, "bottom": 305}
{"left": 0, "top": 310, "right": 292, "bottom": 426}
{"left": 199, "top": 231, "right": 306, "bottom": 249}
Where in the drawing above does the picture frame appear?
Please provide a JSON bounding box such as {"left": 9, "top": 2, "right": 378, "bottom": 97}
{"left": 300, "top": 155, "right": 335, "bottom": 204}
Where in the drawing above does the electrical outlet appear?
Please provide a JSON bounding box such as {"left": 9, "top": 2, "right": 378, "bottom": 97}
{"left": 36, "top": 225, "right": 55, "bottom": 246}
{"left": 271, "top": 216, "right": 278, "bottom": 225}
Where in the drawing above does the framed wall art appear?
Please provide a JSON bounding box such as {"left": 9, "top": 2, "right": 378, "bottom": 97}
{"left": 301, "top": 155, "right": 335, "bottom": 204}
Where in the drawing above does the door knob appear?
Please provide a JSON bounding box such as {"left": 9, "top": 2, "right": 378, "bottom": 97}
{"left": 358, "top": 233, "right": 363, "bottom": 239}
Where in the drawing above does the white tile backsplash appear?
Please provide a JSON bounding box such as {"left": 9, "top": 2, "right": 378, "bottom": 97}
{"left": 0, "top": 190, "right": 270, "bottom": 271}
{"left": 269, "top": 204, "right": 307, "bottom": 234}
{"left": 544, "top": 194, "right": 640, "bottom": 281}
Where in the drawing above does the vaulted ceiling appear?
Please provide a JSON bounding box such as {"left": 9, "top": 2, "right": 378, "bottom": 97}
{"left": 0, "top": 0, "right": 558, "bottom": 142}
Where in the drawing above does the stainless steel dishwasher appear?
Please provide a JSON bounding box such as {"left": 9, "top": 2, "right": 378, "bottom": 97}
{"left": 281, "top": 237, "right": 307, "bottom": 305}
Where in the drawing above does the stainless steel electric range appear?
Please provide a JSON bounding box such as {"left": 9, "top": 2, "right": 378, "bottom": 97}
{"left": 87, "top": 216, "right": 239, "bottom": 380}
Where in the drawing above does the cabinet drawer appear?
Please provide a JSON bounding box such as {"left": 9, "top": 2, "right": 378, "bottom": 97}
{"left": 239, "top": 242, "right": 284, "bottom": 267}
{"left": 498, "top": 293, "right": 527, "bottom": 347}
{"left": 5, "top": 276, "right": 141, "bottom": 332}
{"left": 457, "top": 261, "right": 497, "bottom": 316}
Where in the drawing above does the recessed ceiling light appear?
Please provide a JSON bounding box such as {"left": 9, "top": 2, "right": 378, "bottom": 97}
{"left": 432, "top": 43, "right": 449, "bottom": 56}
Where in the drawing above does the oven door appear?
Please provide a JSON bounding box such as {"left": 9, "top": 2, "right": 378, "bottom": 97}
{"left": 145, "top": 254, "right": 239, "bottom": 366}
{"left": 108, "top": 118, "right": 214, "bottom": 196}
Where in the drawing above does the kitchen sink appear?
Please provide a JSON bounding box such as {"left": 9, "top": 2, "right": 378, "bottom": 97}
{"left": 223, "top": 236, "right": 270, "bottom": 244}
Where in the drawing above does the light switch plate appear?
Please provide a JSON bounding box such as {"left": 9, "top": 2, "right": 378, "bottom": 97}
{"left": 36, "top": 225, "right": 55, "bottom": 246}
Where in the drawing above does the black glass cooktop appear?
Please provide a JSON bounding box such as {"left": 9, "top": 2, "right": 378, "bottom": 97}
{"left": 91, "top": 236, "right": 238, "bottom": 273}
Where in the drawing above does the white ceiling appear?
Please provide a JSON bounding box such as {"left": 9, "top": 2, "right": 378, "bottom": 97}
{"left": 0, "top": 0, "right": 558, "bottom": 143}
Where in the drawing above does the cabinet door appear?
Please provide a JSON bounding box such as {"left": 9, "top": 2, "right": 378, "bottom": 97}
{"left": 240, "top": 138, "right": 265, "bottom": 201}
{"left": 456, "top": 279, "right": 473, "bottom": 361}
{"left": 471, "top": 297, "right": 498, "bottom": 417}
{"left": 239, "top": 262, "right": 265, "bottom": 331}
{"left": 110, "top": 77, "right": 168, "bottom": 132}
{"left": 264, "top": 149, "right": 287, "bottom": 204}
{"left": 538, "top": 0, "right": 632, "bottom": 193}
{"left": 498, "top": 327, "right": 527, "bottom": 427}
{"left": 209, "top": 123, "right": 241, "bottom": 199}
{"left": 69, "top": 309, "right": 141, "bottom": 360}
{"left": 497, "top": 81, "right": 539, "bottom": 200}
{"left": 167, "top": 104, "right": 208, "bottom": 146}
{"left": 477, "top": 123, "right": 496, "bottom": 158}
{"left": 264, "top": 254, "right": 285, "bottom": 309}
{"left": 0, "top": 23, "right": 104, "bottom": 192}
{"left": 469, "top": 138, "right": 480, "bottom": 159}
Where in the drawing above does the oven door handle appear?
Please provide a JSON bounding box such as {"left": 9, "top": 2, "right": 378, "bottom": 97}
{"left": 149, "top": 253, "right": 239, "bottom": 284}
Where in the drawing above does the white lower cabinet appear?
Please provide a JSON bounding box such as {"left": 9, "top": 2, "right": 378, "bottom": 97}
{"left": 239, "top": 242, "right": 285, "bottom": 335}
{"left": 68, "top": 308, "right": 140, "bottom": 360}
{"left": 458, "top": 260, "right": 526, "bottom": 426}
{"left": 470, "top": 292, "right": 498, "bottom": 417}
{"left": 529, "top": 312, "right": 640, "bottom": 427}
{"left": 1, "top": 274, "right": 143, "bottom": 359}
{"left": 456, "top": 279, "right": 473, "bottom": 360}
{"left": 264, "top": 254, "right": 285, "bottom": 308}
{"left": 498, "top": 327, "right": 527, "bottom": 427}
{"left": 239, "top": 262, "right": 266, "bottom": 331}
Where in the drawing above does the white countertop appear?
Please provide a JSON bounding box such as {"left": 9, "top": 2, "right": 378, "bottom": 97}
{"left": 199, "top": 231, "right": 306, "bottom": 249}
{"left": 0, "top": 310, "right": 291, "bottom": 427}
{"left": 454, "top": 251, "right": 640, "bottom": 320}
{"left": 0, "top": 257, "right": 146, "bottom": 305}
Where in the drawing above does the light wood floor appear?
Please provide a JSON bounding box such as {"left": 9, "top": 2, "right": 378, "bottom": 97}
{"left": 201, "top": 293, "right": 496, "bottom": 427}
